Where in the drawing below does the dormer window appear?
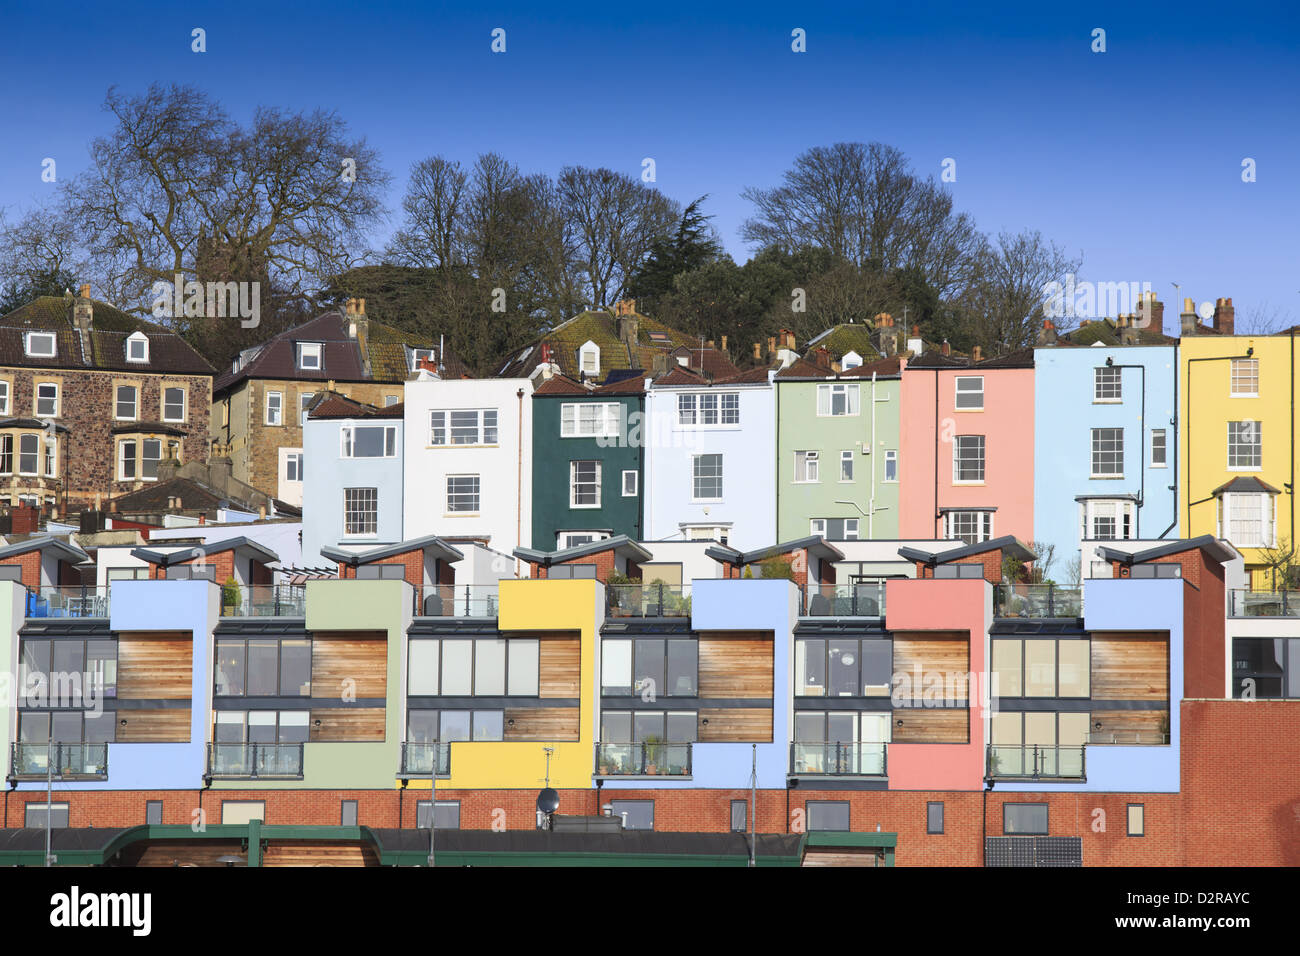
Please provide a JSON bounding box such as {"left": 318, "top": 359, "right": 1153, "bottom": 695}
{"left": 298, "top": 343, "right": 323, "bottom": 371}
{"left": 410, "top": 348, "right": 435, "bottom": 371}
{"left": 125, "top": 332, "right": 149, "bottom": 363}
{"left": 25, "top": 332, "right": 56, "bottom": 358}
{"left": 841, "top": 350, "right": 863, "bottom": 370}
{"left": 579, "top": 340, "right": 600, "bottom": 376}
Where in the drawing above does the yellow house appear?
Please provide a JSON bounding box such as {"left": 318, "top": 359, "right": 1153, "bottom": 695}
{"left": 1179, "top": 299, "right": 1299, "bottom": 586}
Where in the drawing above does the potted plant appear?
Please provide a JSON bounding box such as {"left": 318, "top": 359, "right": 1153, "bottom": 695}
{"left": 221, "top": 576, "right": 241, "bottom": 614}
{"left": 643, "top": 735, "right": 664, "bottom": 774}
{"left": 606, "top": 570, "right": 636, "bottom": 617}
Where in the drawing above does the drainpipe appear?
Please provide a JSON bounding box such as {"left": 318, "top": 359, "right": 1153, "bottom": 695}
{"left": 933, "top": 370, "right": 940, "bottom": 536}
{"left": 1160, "top": 344, "right": 1180, "bottom": 538}
{"left": 869, "top": 372, "right": 878, "bottom": 537}
{"left": 516, "top": 388, "right": 525, "bottom": 575}
{"left": 1106, "top": 358, "right": 1146, "bottom": 535}
{"left": 1184, "top": 349, "right": 1254, "bottom": 538}
{"left": 1291, "top": 328, "right": 1296, "bottom": 557}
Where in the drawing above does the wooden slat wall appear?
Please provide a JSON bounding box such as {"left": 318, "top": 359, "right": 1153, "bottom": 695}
{"left": 1090, "top": 709, "right": 1168, "bottom": 740}
{"left": 504, "top": 706, "right": 580, "bottom": 741}
{"left": 892, "top": 708, "right": 968, "bottom": 743}
{"left": 311, "top": 631, "right": 387, "bottom": 699}
{"left": 802, "top": 849, "right": 885, "bottom": 867}
{"left": 117, "top": 633, "right": 192, "bottom": 699}
{"left": 1091, "top": 633, "right": 1168, "bottom": 701}
{"left": 127, "top": 843, "right": 246, "bottom": 867}
{"left": 116, "top": 709, "right": 190, "bottom": 742}
{"left": 893, "top": 633, "right": 969, "bottom": 699}
{"left": 539, "top": 636, "right": 580, "bottom": 699}
{"left": 263, "top": 844, "right": 378, "bottom": 867}
{"left": 309, "top": 708, "right": 385, "bottom": 741}
{"left": 697, "top": 707, "right": 773, "bottom": 742}
{"left": 698, "top": 632, "right": 773, "bottom": 699}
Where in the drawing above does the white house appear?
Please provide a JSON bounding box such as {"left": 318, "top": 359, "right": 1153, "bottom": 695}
{"left": 403, "top": 376, "right": 534, "bottom": 558}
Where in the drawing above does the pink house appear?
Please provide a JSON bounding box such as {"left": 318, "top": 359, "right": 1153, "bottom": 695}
{"left": 899, "top": 347, "right": 1035, "bottom": 544}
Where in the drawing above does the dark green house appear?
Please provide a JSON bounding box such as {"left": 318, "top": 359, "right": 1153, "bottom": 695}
{"left": 532, "top": 373, "right": 645, "bottom": 550}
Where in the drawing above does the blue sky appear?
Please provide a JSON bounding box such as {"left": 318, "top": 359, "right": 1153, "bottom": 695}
{"left": 1, "top": 0, "right": 1297, "bottom": 330}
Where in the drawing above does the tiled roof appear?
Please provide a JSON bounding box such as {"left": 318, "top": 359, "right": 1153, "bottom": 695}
{"left": 906, "top": 348, "right": 970, "bottom": 368}
{"left": 805, "top": 325, "right": 882, "bottom": 363}
{"left": 841, "top": 356, "right": 904, "bottom": 378}
{"left": 497, "top": 309, "right": 699, "bottom": 380}
{"left": 594, "top": 376, "right": 646, "bottom": 396}
{"left": 1057, "top": 319, "right": 1178, "bottom": 347}
{"left": 974, "top": 347, "right": 1036, "bottom": 369}
{"left": 669, "top": 345, "right": 741, "bottom": 380}
{"left": 776, "top": 355, "right": 902, "bottom": 380}
{"left": 532, "top": 376, "right": 590, "bottom": 396}
{"left": 653, "top": 368, "right": 709, "bottom": 386}
{"left": 0, "top": 295, "right": 215, "bottom": 375}
{"left": 308, "top": 392, "right": 403, "bottom": 420}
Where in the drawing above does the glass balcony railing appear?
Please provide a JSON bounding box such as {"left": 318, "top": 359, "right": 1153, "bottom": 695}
{"left": 1087, "top": 731, "right": 1170, "bottom": 745}
{"left": 606, "top": 584, "right": 691, "bottom": 618}
{"left": 414, "top": 585, "right": 500, "bottom": 618}
{"left": 595, "top": 742, "right": 693, "bottom": 776}
{"left": 1230, "top": 589, "right": 1300, "bottom": 617}
{"left": 801, "top": 582, "right": 886, "bottom": 618}
{"left": 987, "top": 744, "right": 1086, "bottom": 779}
{"left": 26, "top": 587, "right": 110, "bottom": 619}
{"left": 220, "top": 585, "right": 306, "bottom": 617}
{"left": 994, "top": 584, "right": 1082, "bottom": 619}
{"left": 206, "top": 743, "right": 304, "bottom": 779}
{"left": 789, "top": 742, "right": 887, "bottom": 777}
{"left": 398, "top": 742, "right": 451, "bottom": 778}
{"left": 10, "top": 742, "right": 109, "bottom": 779}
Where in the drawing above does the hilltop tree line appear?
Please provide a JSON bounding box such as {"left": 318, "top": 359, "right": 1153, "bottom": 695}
{"left": 0, "top": 83, "right": 1084, "bottom": 374}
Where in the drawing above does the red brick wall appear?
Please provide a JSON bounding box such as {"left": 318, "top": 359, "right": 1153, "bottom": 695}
{"left": 917, "top": 549, "right": 1007, "bottom": 583}
{"left": 0, "top": 551, "right": 42, "bottom": 588}
{"left": 148, "top": 550, "right": 235, "bottom": 582}
{"left": 530, "top": 550, "right": 618, "bottom": 582}
{"left": 339, "top": 550, "right": 424, "bottom": 588}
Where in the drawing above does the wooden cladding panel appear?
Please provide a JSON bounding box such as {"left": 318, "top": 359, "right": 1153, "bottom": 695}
{"left": 892, "top": 708, "right": 968, "bottom": 743}
{"left": 1091, "top": 633, "right": 1168, "bottom": 701}
{"left": 263, "top": 844, "right": 378, "bottom": 867}
{"left": 893, "top": 633, "right": 969, "bottom": 681}
{"left": 126, "top": 842, "right": 246, "bottom": 867}
{"left": 311, "top": 631, "right": 387, "bottom": 699}
{"left": 309, "top": 707, "right": 385, "bottom": 742}
{"left": 539, "top": 636, "right": 580, "bottom": 699}
{"left": 803, "top": 849, "right": 886, "bottom": 867}
{"left": 504, "top": 706, "right": 580, "bottom": 741}
{"left": 116, "top": 633, "right": 192, "bottom": 699}
{"left": 698, "top": 632, "right": 773, "bottom": 699}
{"left": 1090, "top": 709, "right": 1168, "bottom": 740}
{"left": 697, "top": 707, "right": 773, "bottom": 742}
{"left": 116, "top": 708, "right": 190, "bottom": 742}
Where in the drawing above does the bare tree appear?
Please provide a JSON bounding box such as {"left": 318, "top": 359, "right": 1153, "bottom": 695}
{"left": 1235, "top": 300, "right": 1296, "bottom": 336}
{"left": 958, "top": 230, "right": 1081, "bottom": 354}
{"left": 387, "top": 156, "right": 468, "bottom": 269}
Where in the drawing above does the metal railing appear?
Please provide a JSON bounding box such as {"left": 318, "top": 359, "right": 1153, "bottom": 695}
{"left": 987, "top": 744, "right": 1086, "bottom": 779}
{"left": 26, "top": 587, "right": 110, "bottom": 619}
{"left": 994, "top": 584, "right": 1082, "bottom": 619}
{"left": 219, "top": 584, "right": 306, "bottom": 617}
{"left": 595, "top": 742, "right": 693, "bottom": 776}
{"left": 414, "top": 585, "right": 500, "bottom": 618}
{"left": 10, "top": 742, "right": 109, "bottom": 779}
{"left": 789, "top": 742, "right": 887, "bottom": 776}
{"left": 206, "top": 742, "right": 304, "bottom": 779}
{"left": 801, "top": 582, "right": 886, "bottom": 618}
{"left": 1230, "top": 589, "right": 1300, "bottom": 617}
{"left": 398, "top": 742, "right": 451, "bottom": 778}
{"left": 606, "top": 584, "right": 691, "bottom": 618}
{"left": 1087, "top": 730, "right": 1170, "bottom": 745}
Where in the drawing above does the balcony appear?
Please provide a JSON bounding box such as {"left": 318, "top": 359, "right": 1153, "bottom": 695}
{"left": 9, "top": 742, "right": 109, "bottom": 780}
{"left": 789, "top": 742, "right": 887, "bottom": 777}
{"left": 987, "top": 744, "right": 1086, "bottom": 780}
{"left": 1230, "top": 589, "right": 1300, "bottom": 617}
{"left": 414, "top": 585, "right": 499, "bottom": 618}
{"left": 220, "top": 584, "right": 306, "bottom": 618}
{"left": 607, "top": 584, "right": 691, "bottom": 619}
{"left": 801, "top": 583, "right": 886, "bottom": 618}
{"left": 398, "top": 741, "right": 451, "bottom": 778}
{"left": 994, "top": 584, "right": 1082, "bottom": 619}
{"left": 595, "top": 742, "right": 693, "bottom": 777}
{"left": 1087, "top": 731, "right": 1169, "bottom": 745}
{"left": 206, "top": 743, "right": 304, "bottom": 779}
{"left": 26, "top": 587, "right": 110, "bottom": 619}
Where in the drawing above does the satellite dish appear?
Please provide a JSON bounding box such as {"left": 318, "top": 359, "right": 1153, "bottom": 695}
{"left": 536, "top": 788, "right": 560, "bottom": 815}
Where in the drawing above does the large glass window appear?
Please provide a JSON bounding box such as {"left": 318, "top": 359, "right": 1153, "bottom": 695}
{"left": 1227, "top": 421, "right": 1262, "bottom": 469}
{"left": 817, "top": 383, "right": 860, "bottom": 416}
{"left": 163, "top": 387, "right": 187, "bottom": 422}
{"left": 945, "top": 510, "right": 992, "bottom": 545}
{"left": 1233, "top": 638, "right": 1300, "bottom": 699}
{"left": 407, "top": 638, "right": 540, "bottom": 697}
{"left": 992, "top": 638, "right": 1091, "bottom": 698}
{"left": 340, "top": 425, "right": 397, "bottom": 458}
{"left": 601, "top": 711, "right": 697, "bottom": 743}
{"left": 601, "top": 639, "right": 698, "bottom": 697}
{"left": 17, "top": 434, "right": 38, "bottom": 475}
{"left": 214, "top": 639, "right": 312, "bottom": 697}
{"left": 1003, "top": 803, "right": 1049, "bottom": 835}
{"left": 561, "top": 403, "right": 620, "bottom": 438}
{"left": 570, "top": 460, "right": 601, "bottom": 507}
{"left": 430, "top": 409, "right": 498, "bottom": 445}
{"left": 953, "top": 435, "right": 985, "bottom": 482}
{"left": 1093, "top": 366, "right": 1122, "bottom": 402}
{"left": 795, "top": 638, "right": 891, "bottom": 697}
{"left": 807, "top": 801, "right": 851, "bottom": 831}
{"left": 692, "top": 454, "right": 723, "bottom": 500}
{"left": 446, "top": 475, "right": 480, "bottom": 512}
{"left": 1091, "top": 427, "right": 1124, "bottom": 477}
{"left": 343, "top": 487, "right": 378, "bottom": 535}
{"left": 1220, "top": 492, "right": 1274, "bottom": 547}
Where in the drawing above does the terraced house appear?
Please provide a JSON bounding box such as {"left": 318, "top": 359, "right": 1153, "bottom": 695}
{"left": 0, "top": 285, "right": 214, "bottom": 512}
{"left": 213, "top": 298, "right": 454, "bottom": 504}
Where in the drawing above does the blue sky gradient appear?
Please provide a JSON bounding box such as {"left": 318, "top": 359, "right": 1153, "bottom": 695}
{"left": 1, "top": 0, "right": 1296, "bottom": 330}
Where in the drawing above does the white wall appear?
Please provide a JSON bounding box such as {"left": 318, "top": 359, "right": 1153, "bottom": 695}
{"left": 637, "top": 541, "right": 724, "bottom": 581}
{"left": 403, "top": 378, "right": 534, "bottom": 554}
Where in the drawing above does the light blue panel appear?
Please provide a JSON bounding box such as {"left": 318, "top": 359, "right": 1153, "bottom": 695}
{"left": 998, "top": 577, "right": 1184, "bottom": 793}
{"left": 602, "top": 578, "right": 797, "bottom": 792}
{"left": 1033, "top": 345, "right": 1179, "bottom": 576}
{"left": 302, "top": 418, "right": 405, "bottom": 562}
{"left": 17, "top": 580, "right": 219, "bottom": 793}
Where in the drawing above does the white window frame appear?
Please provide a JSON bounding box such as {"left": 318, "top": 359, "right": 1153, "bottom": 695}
{"left": 125, "top": 332, "right": 149, "bottom": 364}
{"left": 114, "top": 384, "right": 138, "bottom": 421}
{"left": 141, "top": 438, "right": 163, "bottom": 481}
{"left": 162, "top": 386, "right": 187, "bottom": 423}
{"left": 299, "top": 392, "right": 316, "bottom": 427}
{"left": 24, "top": 332, "right": 56, "bottom": 358}
{"left": 1230, "top": 358, "right": 1259, "bottom": 397}
{"left": 1227, "top": 421, "right": 1262, "bottom": 471}
{"left": 0, "top": 381, "right": 9, "bottom": 416}
{"left": 1150, "top": 429, "right": 1167, "bottom": 468}
{"left": 840, "top": 450, "right": 855, "bottom": 482}
{"left": 692, "top": 453, "right": 723, "bottom": 502}
{"left": 446, "top": 475, "right": 481, "bottom": 514}
{"left": 816, "top": 383, "right": 860, "bottom": 417}
{"left": 561, "top": 402, "right": 620, "bottom": 438}
{"left": 1218, "top": 492, "right": 1275, "bottom": 548}
{"left": 343, "top": 487, "right": 379, "bottom": 537}
{"left": 339, "top": 424, "right": 398, "bottom": 459}
{"left": 117, "top": 439, "right": 137, "bottom": 480}
{"left": 569, "top": 460, "right": 602, "bottom": 509}
{"left": 429, "top": 409, "right": 498, "bottom": 446}
{"left": 1094, "top": 366, "right": 1123, "bottom": 402}
{"left": 410, "top": 348, "right": 435, "bottom": 372}
{"left": 284, "top": 452, "right": 304, "bottom": 483}
{"left": 35, "top": 383, "right": 59, "bottom": 418}
{"left": 952, "top": 435, "right": 985, "bottom": 484}
{"left": 954, "top": 376, "right": 984, "bottom": 410}
{"left": 43, "top": 437, "right": 57, "bottom": 478}
{"left": 265, "top": 390, "right": 283, "bottom": 426}
{"left": 677, "top": 392, "right": 740, "bottom": 428}
{"left": 622, "top": 470, "right": 638, "bottom": 497}
{"left": 945, "top": 510, "right": 993, "bottom": 545}
{"left": 17, "top": 434, "right": 39, "bottom": 476}
{"left": 1090, "top": 427, "right": 1124, "bottom": 478}
{"left": 579, "top": 340, "right": 600, "bottom": 376}
{"left": 1081, "top": 499, "right": 1135, "bottom": 542}
{"left": 297, "top": 342, "right": 323, "bottom": 371}
{"left": 810, "top": 518, "right": 827, "bottom": 536}
{"left": 558, "top": 531, "right": 609, "bottom": 549}
{"left": 883, "top": 449, "right": 898, "bottom": 483}
{"left": 844, "top": 518, "right": 860, "bottom": 540}
{"left": 794, "top": 450, "right": 819, "bottom": 483}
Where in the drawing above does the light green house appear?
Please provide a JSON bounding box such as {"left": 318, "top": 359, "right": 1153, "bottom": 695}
{"left": 776, "top": 354, "right": 904, "bottom": 541}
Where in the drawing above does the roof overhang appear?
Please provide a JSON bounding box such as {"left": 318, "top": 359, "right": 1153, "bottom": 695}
{"left": 321, "top": 534, "right": 463, "bottom": 567}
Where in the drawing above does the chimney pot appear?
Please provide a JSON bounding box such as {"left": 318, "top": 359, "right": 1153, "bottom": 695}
{"left": 1213, "top": 296, "right": 1235, "bottom": 335}
{"left": 79, "top": 283, "right": 91, "bottom": 299}
{"left": 752, "top": 342, "right": 761, "bottom": 360}
{"left": 357, "top": 298, "right": 366, "bottom": 315}
{"left": 941, "top": 340, "right": 951, "bottom": 357}
{"left": 972, "top": 345, "right": 982, "bottom": 363}
{"left": 721, "top": 335, "right": 728, "bottom": 352}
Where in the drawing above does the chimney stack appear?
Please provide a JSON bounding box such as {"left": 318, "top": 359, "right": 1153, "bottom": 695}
{"left": 1180, "top": 297, "right": 1198, "bottom": 336}
{"left": 1135, "top": 291, "right": 1163, "bottom": 334}
{"left": 780, "top": 329, "right": 796, "bottom": 350}
{"left": 1119, "top": 313, "right": 1138, "bottom": 346}
{"left": 752, "top": 342, "right": 761, "bottom": 360}
{"left": 767, "top": 336, "right": 776, "bottom": 357}
{"left": 721, "top": 335, "right": 728, "bottom": 353}
{"left": 73, "top": 283, "right": 93, "bottom": 330}
{"left": 1213, "top": 297, "right": 1235, "bottom": 335}
{"left": 941, "top": 340, "right": 951, "bottom": 357}
{"left": 972, "top": 345, "right": 982, "bottom": 363}
{"left": 1037, "top": 319, "right": 1057, "bottom": 346}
